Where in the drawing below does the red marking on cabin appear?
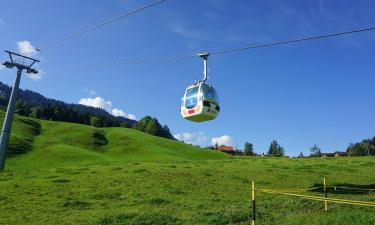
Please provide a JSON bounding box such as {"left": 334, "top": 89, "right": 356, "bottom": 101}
{"left": 188, "top": 109, "right": 195, "bottom": 114}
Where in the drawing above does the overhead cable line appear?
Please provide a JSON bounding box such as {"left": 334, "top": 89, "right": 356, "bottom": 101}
{"left": 38, "top": 0, "right": 167, "bottom": 51}
{"left": 209, "top": 27, "right": 375, "bottom": 55}
{"left": 109, "top": 26, "right": 375, "bottom": 66}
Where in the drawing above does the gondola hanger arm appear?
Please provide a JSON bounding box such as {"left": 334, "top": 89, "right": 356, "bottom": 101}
{"left": 197, "top": 52, "right": 209, "bottom": 83}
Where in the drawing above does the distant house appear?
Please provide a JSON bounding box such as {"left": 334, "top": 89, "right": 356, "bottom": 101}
{"left": 334, "top": 151, "right": 349, "bottom": 157}
{"left": 321, "top": 151, "right": 349, "bottom": 157}
{"left": 217, "top": 145, "right": 235, "bottom": 155}
{"left": 321, "top": 153, "right": 335, "bottom": 157}
{"left": 233, "top": 150, "right": 244, "bottom": 156}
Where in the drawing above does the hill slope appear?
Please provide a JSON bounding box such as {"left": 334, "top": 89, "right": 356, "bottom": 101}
{"left": 1, "top": 111, "right": 229, "bottom": 170}
{"left": 0, "top": 113, "right": 374, "bottom": 225}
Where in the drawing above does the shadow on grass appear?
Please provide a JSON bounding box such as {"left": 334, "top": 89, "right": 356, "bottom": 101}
{"left": 7, "top": 118, "right": 41, "bottom": 157}
{"left": 203, "top": 210, "right": 249, "bottom": 225}
{"left": 97, "top": 212, "right": 181, "bottom": 225}
{"left": 92, "top": 192, "right": 122, "bottom": 200}
{"left": 63, "top": 198, "right": 91, "bottom": 209}
{"left": 92, "top": 129, "right": 108, "bottom": 148}
{"left": 309, "top": 183, "right": 375, "bottom": 195}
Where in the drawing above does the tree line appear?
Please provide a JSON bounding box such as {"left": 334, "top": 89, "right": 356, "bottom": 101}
{"left": 347, "top": 137, "right": 375, "bottom": 156}
{"left": 9, "top": 99, "right": 124, "bottom": 128}
{"left": 243, "top": 137, "right": 375, "bottom": 157}
{"left": 0, "top": 92, "right": 175, "bottom": 140}
{"left": 0, "top": 82, "right": 136, "bottom": 126}
{"left": 207, "top": 140, "right": 285, "bottom": 157}
{"left": 306, "top": 139, "right": 375, "bottom": 157}
{"left": 7, "top": 98, "right": 175, "bottom": 140}
{"left": 216, "top": 137, "right": 375, "bottom": 157}
{"left": 242, "top": 140, "right": 285, "bottom": 156}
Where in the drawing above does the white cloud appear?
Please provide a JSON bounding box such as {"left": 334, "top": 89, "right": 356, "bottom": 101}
{"left": 79, "top": 96, "right": 136, "bottom": 120}
{"left": 112, "top": 108, "right": 126, "bottom": 116}
{"left": 211, "top": 135, "right": 235, "bottom": 147}
{"left": 112, "top": 108, "right": 137, "bottom": 120}
{"left": 127, "top": 114, "right": 137, "bottom": 120}
{"left": 17, "top": 40, "right": 37, "bottom": 57}
{"left": 174, "top": 131, "right": 208, "bottom": 146}
{"left": 79, "top": 97, "right": 112, "bottom": 112}
{"left": 0, "top": 65, "right": 4, "bottom": 70}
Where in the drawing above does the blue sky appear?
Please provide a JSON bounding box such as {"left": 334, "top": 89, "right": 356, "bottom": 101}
{"left": 1, "top": 0, "right": 375, "bottom": 156}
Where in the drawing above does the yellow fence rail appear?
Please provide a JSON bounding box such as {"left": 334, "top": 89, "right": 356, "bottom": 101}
{"left": 250, "top": 178, "right": 375, "bottom": 225}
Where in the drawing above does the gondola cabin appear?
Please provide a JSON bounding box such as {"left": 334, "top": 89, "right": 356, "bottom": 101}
{"left": 181, "top": 82, "right": 220, "bottom": 122}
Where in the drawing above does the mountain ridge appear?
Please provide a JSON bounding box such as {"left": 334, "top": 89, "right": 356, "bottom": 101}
{"left": 0, "top": 81, "right": 137, "bottom": 126}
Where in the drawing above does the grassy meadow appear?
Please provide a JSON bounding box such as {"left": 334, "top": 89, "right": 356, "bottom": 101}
{"left": 0, "top": 112, "right": 374, "bottom": 225}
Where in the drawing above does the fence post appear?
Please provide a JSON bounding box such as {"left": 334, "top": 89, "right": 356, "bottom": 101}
{"left": 324, "top": 177, "right": 328, "bottom": 212}
{"left": 251, "top": 181, "right": 256, "bottom": 225}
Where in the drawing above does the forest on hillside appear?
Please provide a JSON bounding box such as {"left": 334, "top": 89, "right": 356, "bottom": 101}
{"left": 0, "top": 82, "right": 174, "bottom": 140}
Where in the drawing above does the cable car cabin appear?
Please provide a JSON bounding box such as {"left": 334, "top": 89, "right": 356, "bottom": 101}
{"left": 181, "top": 82, "right": 220, "bottom": 122}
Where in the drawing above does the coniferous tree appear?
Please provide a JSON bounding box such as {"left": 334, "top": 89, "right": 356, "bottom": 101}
{"left": 243, "top": 142, "right": 254, "bottom": 156}
{"left": 268, "top": 140, "right": 284, "bottom": 157}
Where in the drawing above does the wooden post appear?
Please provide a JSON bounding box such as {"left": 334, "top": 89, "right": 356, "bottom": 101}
{"left": 324, "top": 177, "right": 328, "bottom": 212}
{"left": 251, "top": 181, "right": 256, "bottom": 225}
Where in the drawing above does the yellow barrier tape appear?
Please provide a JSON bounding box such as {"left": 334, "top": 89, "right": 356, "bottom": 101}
{"left": 260, "top": 189, "right": 375, "bottom": 205}
{"left": 267, "top": 191, "right": 375, "bottom": 206}
{"left": 258, "top": 189, "right": 375, "bottom": 207}
{"left": 258, "top": 188, "right": 374, "bottom": 204}
{"left": 258, "top": 186, "right": 321, "bottom": 193}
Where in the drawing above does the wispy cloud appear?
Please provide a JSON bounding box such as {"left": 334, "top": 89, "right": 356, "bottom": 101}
{"left": 83, "top": 88, "right": 97, "bottom": 96}
{"left": 17, "top": 40, "right": 38, "bottom": 57}
{"left": 89, "top": 90, "right": 97, "bottom": 95}
{"left": 169, "top": 24, "right": 202, "bottom": 39}
{"left": 79, "top": 96, "right": 136, "bottom": 120}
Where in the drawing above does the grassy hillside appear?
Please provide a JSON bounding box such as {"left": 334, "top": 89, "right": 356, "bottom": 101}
{"left": 0, "top": 111, "right": 228, "bottom": 170}
{"left": 0, "top": 111, "right": 41, "bottom": 157}
{"left": 0, "top": 112, "right": 374, "bottom": 225}
{"left": 1, "top": 157, "right": 374, "bottom": 225}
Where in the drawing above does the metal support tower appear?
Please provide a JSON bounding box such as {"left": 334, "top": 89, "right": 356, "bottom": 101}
{"left": 0, "top": 51, "right": 39, "bottom": 171}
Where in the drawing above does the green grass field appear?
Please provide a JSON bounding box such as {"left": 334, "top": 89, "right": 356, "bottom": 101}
{"left": 0, "top": 112, "right": 374, "bottom": 225}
